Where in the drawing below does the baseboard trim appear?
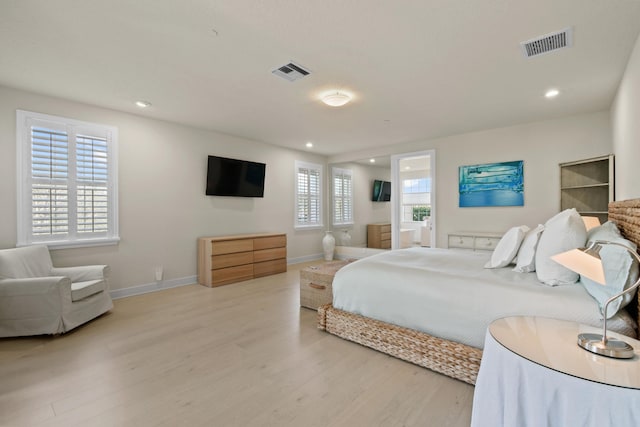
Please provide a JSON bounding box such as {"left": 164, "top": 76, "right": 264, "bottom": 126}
{"left": 111, "top": 275, "right": 197, "bottom": 300}
{"left": 287, "top": 254, "right": 324, "bottom": 264}
{"left": 112, "top": 255, "right": 326, "bottom": 300}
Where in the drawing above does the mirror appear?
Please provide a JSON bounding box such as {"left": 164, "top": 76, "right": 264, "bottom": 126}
{"left": 329, "top": 157, "right": 392, "bottom": 248}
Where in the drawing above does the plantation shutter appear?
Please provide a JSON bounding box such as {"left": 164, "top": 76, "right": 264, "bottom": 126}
{"left": 76, "top": 135, "right": 109, "bottom": 234}
{"left": 17, "top": 110, "right": 119, "bottom": 248}
{"left": 332, "top": 168, "right": 353, "bottom": 225}
{"left": 295, "top": 161, "right": 323, "bottom": 228}
{"left": 31, "top": 127, "right": 70, "bottom": 238}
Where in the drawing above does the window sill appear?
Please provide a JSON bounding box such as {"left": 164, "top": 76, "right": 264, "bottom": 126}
{"left": 18, "top": 237, "right": 120, "bottom": 250}
{"left": 294, "top": 225, "right": 324, "bottom": 231}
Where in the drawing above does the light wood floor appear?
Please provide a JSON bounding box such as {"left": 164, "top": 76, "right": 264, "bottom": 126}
{"left": 0, "top": 262, "right": 474, "bottom": 427}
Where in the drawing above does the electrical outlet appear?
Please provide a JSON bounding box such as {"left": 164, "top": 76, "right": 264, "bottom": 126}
{"left": 155, "top": 266, "right": 163, "bottom": 281}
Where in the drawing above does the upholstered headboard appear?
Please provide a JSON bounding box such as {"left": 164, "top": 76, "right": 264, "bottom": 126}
{"left": 608, "top": 198, "right": 640, "bottom": 329}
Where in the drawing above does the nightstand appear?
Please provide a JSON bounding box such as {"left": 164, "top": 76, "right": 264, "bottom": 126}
{"left": 471, "top": 316, "right": 640, "bottom": 427}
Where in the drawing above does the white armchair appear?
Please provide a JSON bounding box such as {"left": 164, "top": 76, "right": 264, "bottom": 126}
{"left": 0, "top": 245, "right": 113, "bottom": 337}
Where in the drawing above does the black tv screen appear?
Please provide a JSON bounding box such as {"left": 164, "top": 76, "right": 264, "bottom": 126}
{"left": 372, "top": 180, "right": 391, "bottom": 202}
{"left": 206, "top": 155, "right": 266, "bottom": 197}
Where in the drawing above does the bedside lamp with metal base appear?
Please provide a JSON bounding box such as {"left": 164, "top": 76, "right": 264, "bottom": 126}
{"left": 552, "top": 240, "right": 640, "bottom": 359}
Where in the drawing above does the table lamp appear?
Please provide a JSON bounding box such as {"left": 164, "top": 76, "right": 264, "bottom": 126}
{"left": 552, "top": 240, "right": 640, "bottom": 359}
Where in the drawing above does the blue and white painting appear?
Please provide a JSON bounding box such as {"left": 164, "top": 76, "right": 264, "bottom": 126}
{"left": 459, "top": 161, "right": 524, "bottom": 207}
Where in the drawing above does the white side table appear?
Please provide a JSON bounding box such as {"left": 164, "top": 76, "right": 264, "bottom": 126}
{"left": 471, "top": 316, "right": 640, "bottom": 427}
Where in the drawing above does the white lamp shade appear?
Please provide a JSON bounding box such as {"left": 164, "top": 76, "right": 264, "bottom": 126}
{"left": 551, "top": 248, "right": 606, "bottom": 285}
{"left": 581, "top": 216, "right": 601, "bottom": 231}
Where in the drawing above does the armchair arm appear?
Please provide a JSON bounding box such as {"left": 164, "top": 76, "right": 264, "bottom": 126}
{"left": 0, "top": 277, "right": 71, "bottom": 324}
{"left": 50, "top": 265, "right": 110, "bottom": 282}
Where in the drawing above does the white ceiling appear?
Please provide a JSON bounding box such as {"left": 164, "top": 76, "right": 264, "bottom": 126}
{"left": 1, "top": 0, "right": 639, "bottom": 156}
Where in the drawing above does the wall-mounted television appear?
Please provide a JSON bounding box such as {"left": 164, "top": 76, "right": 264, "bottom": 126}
{"left": 206, "top": 155, "right": 266, "bottom": 197}
{"left": 372, "top": 180, "right": 391, "bottom": 202}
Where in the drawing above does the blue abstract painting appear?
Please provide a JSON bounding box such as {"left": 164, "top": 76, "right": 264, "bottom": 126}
{"left": 459, "top": 161, "right": 524, "bottom": 207}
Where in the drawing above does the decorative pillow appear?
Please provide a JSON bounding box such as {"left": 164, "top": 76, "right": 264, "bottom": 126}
{"left": 484, "top": 225, "right": 529, "bottom": 269}
{"left": 535, "top": 209, "right": 587, "bottom": 286}
{"left": 580, "top": 221, "right": 639, "bottom": 318}
{"left": 513, "top": 224, "right": 545, "bottom": 273}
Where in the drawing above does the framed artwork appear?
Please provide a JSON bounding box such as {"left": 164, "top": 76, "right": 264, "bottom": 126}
{"left": 459, "top": 160, "right": 524, "bottom": 207}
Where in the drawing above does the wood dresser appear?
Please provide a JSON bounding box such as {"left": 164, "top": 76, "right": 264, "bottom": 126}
{"left": 197, "top": 233, "right": 287, "bottom": 287}
{"left": 367, "top": 223, "right": 391, "bottom": 249}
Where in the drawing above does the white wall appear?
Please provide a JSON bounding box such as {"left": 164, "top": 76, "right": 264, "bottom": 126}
{"left": 0, "top": 86, "right": 327, "bottom": 291}
{"left": 330, "top": 112, "right": 612, "bottom": 247}
{"left": 612, "top": 32, "right": 640, "bottom": 200}
{"left": 329, "top": 162, "right": 390, "bottom": 247}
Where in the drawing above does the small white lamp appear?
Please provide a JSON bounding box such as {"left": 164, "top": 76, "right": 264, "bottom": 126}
{"left": 552, "top": 240, "right": 640, "bottom": 359}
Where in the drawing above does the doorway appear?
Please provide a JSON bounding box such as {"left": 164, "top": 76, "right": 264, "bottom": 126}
{"left": 390, "top": 150, "right": 436, "bottom": 249}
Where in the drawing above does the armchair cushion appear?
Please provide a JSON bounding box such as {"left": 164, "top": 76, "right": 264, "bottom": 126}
{"left": 71, "top": 280, "right": 105, "bottom": 302}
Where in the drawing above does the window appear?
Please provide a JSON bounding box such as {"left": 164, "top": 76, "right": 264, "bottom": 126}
{"left": 16, "top": 110, "right": 119, "bottom": 248}
{"left": 294, "top": 161, "right": 323, "bottom": 229}
{"left": 332, "top": 167, "right": 353, "bottom": 226}
{"left": 401, "top": 178, "right": 431, "bottom": 222}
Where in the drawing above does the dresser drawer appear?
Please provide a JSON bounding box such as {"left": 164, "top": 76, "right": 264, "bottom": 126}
{"left": 253, "top": 247, "right": 286, "bottom": 263}
{"left": 211, "top": 251, "right": 253, "bottom": 269}
{"left": 475, "top": 237, "right": 501, "bottom": 251}
{"left": 212, "top": 264, "right": 254, "bottom": 286}
{"left": 254, "top": 258, "right": 287, "bottom": 277}
{"left": 380, "top": 225, "right": 391, "bottom": 233}
{"left": 448, "top": 235, "right": 474, "bottom": 249}
{"left": 254, "top": 235, "right": 286, "bottom": 250}
{"left": 212, "top": 239, "right": 253, "bottom": 255}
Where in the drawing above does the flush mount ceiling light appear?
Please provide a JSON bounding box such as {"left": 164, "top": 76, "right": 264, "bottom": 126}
{"left": 369, "top": 158, "right": 376, "bottom": 163}
{"left": 321, "top": 91, "right": 352, "bottom": 107}
{"left": 305, "top": 142, "right": 313, "bottom": 148}
{"left": 135, "top": 100, "right": 152, "bottom": 108}
{"left": 545, "top": 89, "right": 560, "bottom": 98}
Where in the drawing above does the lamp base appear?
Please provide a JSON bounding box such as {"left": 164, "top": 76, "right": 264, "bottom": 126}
{"left": 577, "top": 333, "right": 635, "bottom": 359}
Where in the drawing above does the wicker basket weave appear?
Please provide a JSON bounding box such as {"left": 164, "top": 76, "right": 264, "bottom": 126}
{"left": 300, "top": 260, "right": 351, "bottom": 310}
{"left": 318, "top": 304, "right": 482, "bottom": 385}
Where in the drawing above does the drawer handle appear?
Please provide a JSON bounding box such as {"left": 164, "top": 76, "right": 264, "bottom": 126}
{"left": 309, "top": 283, "right": 326, "bottom": 290}
{"left": 459, "top": 238, "right": 464, "bottom": 244}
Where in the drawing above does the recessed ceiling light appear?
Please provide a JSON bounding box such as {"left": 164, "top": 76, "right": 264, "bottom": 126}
{"left": 321, "top": 91, "right": 352, "bottom": 107}
{"left": 135, "top": 100, "right": 152, "bottom": 108}
{"left": 404, "top": 166, "right": 411, "bottom": 170}
{"left": 545, "top": 89, "right": 560, "bottom": 98}
{"left": 305, "top": 142, "right": 313, "bottom": 148}
{"left": 369, "top": 158, "right": 376, "bottom": 163}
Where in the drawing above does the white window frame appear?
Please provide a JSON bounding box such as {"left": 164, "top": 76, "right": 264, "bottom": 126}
{"left": 332, "top": 167, "right": 354, "bottom": 227}
{"left": 294, "top": 160, "right": 323, "bottom": 230}
{"left": 16, "top": 110, "right": 120, "bottom": 249}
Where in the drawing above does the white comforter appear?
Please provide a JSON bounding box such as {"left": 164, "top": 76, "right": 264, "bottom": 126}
{"left": 332, "top": 247, "right": 635, "bottom": 349}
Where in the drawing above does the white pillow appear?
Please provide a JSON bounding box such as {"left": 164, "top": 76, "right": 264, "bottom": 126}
{"left": 485, "top": 225, "right": 529, "bottom": 268}
{"left": 513, "top": 224, "right": 545, "bottom": 273}
{"left": 536, "top": 209, "right": 587, "bottom": 286}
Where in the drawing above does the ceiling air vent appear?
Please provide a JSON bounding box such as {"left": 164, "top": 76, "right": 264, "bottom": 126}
{"left": 520, "top": 27, "right": 573, "bottom": 58}
{"left": 272, "top": 62, "right": 311, "bottom": 82}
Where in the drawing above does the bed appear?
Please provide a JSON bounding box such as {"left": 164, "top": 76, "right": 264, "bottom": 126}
{"left": 317, "top": 199, "right": 640, "bottom": 385}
